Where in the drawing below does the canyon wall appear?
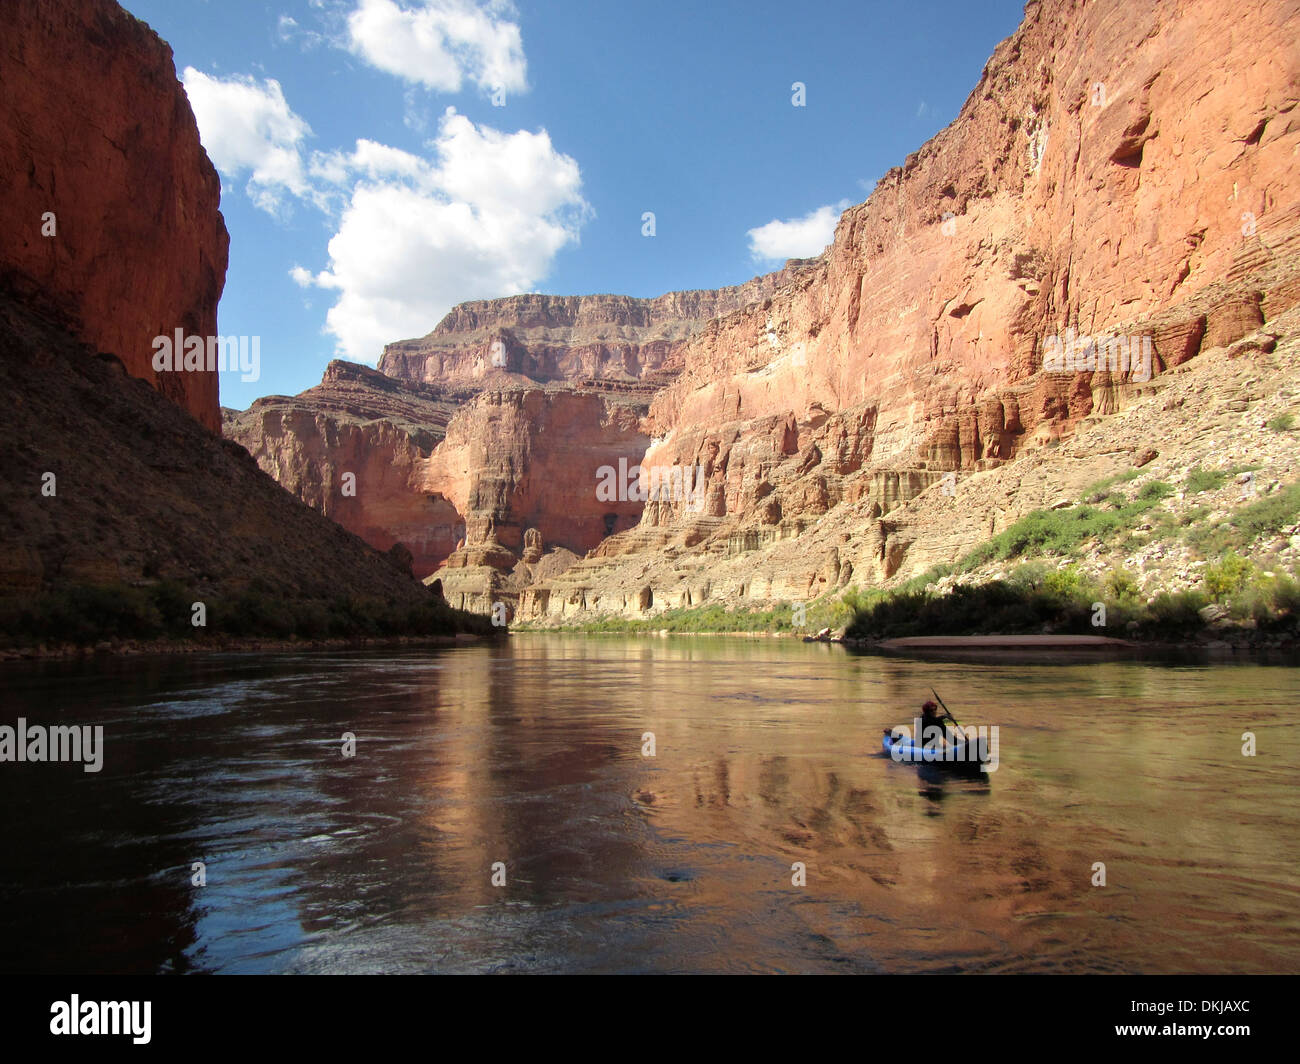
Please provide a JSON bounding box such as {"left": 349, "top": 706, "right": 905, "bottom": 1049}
{"left": 414, "top": 387, "right": 651, "bottom": 610}
{"left": 646, "top": 0, "right": 1300, "bottom": 478}
{"left": 0, "top": 294, "right": 454, "bottom": 610}
{"left": 224, "top": 361, "right": 467, "bottom": 579}
{"left": 0, "top": 0, "right": 478, "bottom": 637}
{"left": 230, "top": 274, "right": 809, "bottom": 583}
{"left": 378, "top": 267, "right": 812, "bottom": 392}
{"left": 228, "top": 369, "right": 657, "bottom": 586}
{"left": 232, "top": 0, "right": 1300, "bottom": 622}
{"left": 0, "top": 0, "right": 228, "bottom": 432}
{"left": 521, "top": 0, "right": 1300, "bottom": 620}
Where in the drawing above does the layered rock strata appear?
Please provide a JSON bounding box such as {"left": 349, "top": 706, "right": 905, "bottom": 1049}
{"left": 231, "top": 0, "right": 1300, "bottom": 622}
{"left": 224, "top": 361, "right": 467, "bottom": 579}
{"left": 377, "top": 267, "right": 813, "bottom": 391}
{"left": 518, "top": 0, "right": 1300, "bottom": 620}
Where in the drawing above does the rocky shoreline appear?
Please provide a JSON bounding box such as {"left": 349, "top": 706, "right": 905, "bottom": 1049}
{"left": 0, "top": 631, "right": 498, "bottom": 663}
{"left": 515, "top": 625, "right": 1299, "bottom": 653}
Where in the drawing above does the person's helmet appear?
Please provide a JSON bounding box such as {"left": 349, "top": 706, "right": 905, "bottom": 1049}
{"left": 922, "top": 700, "right": 939, "bottom": 713}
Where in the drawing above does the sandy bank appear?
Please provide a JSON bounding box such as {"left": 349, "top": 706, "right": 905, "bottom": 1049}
{"left": 877, "top": 635, "right": 1135, "bottom": 649}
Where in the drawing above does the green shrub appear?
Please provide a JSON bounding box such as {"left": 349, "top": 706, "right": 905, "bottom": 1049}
{"left": 1223, "top": 572, "right": 1300, "bottom": 629}
{"left": 1082, "top": 469, "right": 1139, "bottom": 502}
{"left": 1186, "top": 466, "right": 1226, "bottom": 494}
{"left": 1204, "top": 552, "right": 1256, "bottom": 601}
{"left": 1230, "top": 584, "right": 1274, "bottom": 625}
{"left": 1146, "top": 590, "right": 1210, "bottom": 627}
{"left": 1185, "top": 481, "right": 1300, "bottom": 557}
{"left": 835, "top": 482, "right": 1300, "bottom": 641}
{"left": 1186, "top": 523, "right": 1234, "bottom": 557}
{"left": 1267, "top": 413, "right": 1294, "bottom": 432}
{"left": 838, "top": 588, "right": 869, "bottom": 617}
{"left": 1103, "top": 567, "right": 1142, "bottom": 605}
{"left": 147, "top": 580, "right": 196, "bottom": 631}
{"left": 1041, "top": 565, "right": 1095, "bottom": 602}
{"left": 1006, "top": 561, "right": 1050, "bottom": 593}
{"left": 963, "top": 507, "right": 1118, "bottom": 565}
{"left": 567, "top": 594, "right": 854, "bottom": 635}
{"left": 893, "top": 564, "right": 954, "bottom": 595}
{"left": 296, "top": 601, "right": 333, "bottom": 638}
{"left": 1272, "top": 574, "right": 1300, "bottom": 615}
{"left": 1232, "top": 481, "right": 1300, "bottom": 542}
{"left": 0, "top": 580, "right": 489, "bottom": 647}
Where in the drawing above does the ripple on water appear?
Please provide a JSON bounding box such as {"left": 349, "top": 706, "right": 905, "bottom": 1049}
{"left": 2, "top": 639, "right": 1298, "bottom": 973}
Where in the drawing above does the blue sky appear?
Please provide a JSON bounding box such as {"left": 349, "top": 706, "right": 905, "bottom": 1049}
{"left": 122, "top": 0, "right": 1026, "bottom": 409}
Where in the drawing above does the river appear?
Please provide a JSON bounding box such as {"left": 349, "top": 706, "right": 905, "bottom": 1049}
{"left": 1, "top": 635, "right": 1297, "bottom": 973}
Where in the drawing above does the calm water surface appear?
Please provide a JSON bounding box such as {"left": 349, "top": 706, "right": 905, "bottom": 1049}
{"left": 1, "top": 636, "right": 1298, "bottom": 973}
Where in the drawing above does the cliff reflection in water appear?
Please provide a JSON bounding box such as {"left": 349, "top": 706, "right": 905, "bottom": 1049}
{"left": 0, "top": 636, "right": 1297, "bottom": 973}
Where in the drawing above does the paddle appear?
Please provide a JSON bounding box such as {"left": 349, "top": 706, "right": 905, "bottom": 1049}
{"left": 930, "top": 687, "right": 963, "bottom": 746}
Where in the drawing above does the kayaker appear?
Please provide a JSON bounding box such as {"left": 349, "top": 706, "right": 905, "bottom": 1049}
{"left": 920, "top": 700, "right": 949, "bottom": 750}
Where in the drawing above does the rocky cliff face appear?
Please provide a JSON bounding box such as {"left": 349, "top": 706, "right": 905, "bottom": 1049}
{"left": 646, "top": 0, "right": 1299, "bottom": 471}
{"left": 378, "top": 267, "right": 812, "bottom": 392}
{"left": 0, "top": 0, "right": 228, "bottom": 432}
{"left": 227, "top": 366, "right": 653, "bottom": 588}
{"left": 0, "top": 0, "right": 479, "bottom": 645}
{"left": 0, "top": 294, "right": 449, "bottom": 612}
{"left": 229, "top": 272, "right": 809, "bottom": 586}
{"left": 415, "top": 386, "right": 650, "bottom": 611}
{"left": 224, "top": 361, "right": 468, "bottom": 579}
{"left": 232, "top": 0, "right": 1300, "bottom": 624}
{"left": 519, "top": 0, "right": 1300, "bottom": 621}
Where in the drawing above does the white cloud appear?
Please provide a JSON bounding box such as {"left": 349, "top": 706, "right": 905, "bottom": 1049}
{"left": 338, "top": 139, "right": 430, "bottom": 182}
{"left": 302, "top": 108, "right": 589, "bottom": 360}
{"left": 346, "top": 0, "right": 527, "bottom": 95}
{"left": 747, "top": 200, "right": 850, "bottom": 262}
{"left": 182, "top": 68, "right": 313, "bottom": 214}
{"left": 277, "top": 14, "right": 327, "bottom": 50}
{"left": 188, "top": 14, "right": 584, "bottom": 365}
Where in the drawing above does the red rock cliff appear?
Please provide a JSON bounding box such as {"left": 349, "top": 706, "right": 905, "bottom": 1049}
{"left": 232, "top": 0, "right": 1300, "bottom": 622}
{"left": 377, "top": 266, "right": 814, "bottom": 391}
{"left": 224, "top": 361, "right": 466, "bottom": 580}
{"left": 526, "top": 0, "right": 1300, "bottom": 618}
{"left": 649, "top": 0, "right": 1300, "bottom": 473}
{"left": 0, "top": 0, "right": 228, "bottom": 432}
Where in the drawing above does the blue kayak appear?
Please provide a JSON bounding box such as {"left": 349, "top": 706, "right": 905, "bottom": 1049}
{"left": 882, "top": 729, "right": 985, "bottom": 771}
